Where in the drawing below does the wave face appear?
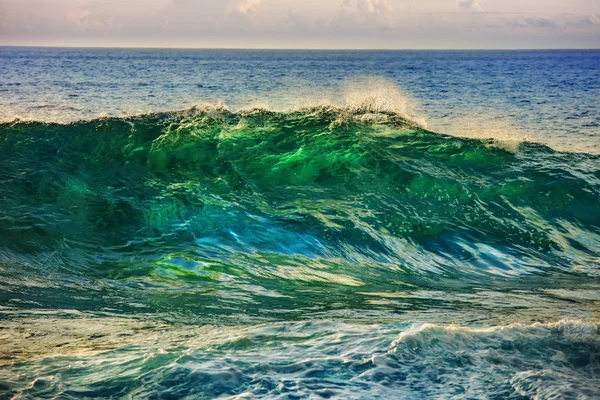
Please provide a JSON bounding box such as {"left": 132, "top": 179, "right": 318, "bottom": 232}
{"left": 1, "top": 107, "right": 599, "bottom": 398}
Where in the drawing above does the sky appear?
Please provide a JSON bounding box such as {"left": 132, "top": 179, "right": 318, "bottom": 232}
{"left": 0, "top": 0, "right": 599, "bottom": 49}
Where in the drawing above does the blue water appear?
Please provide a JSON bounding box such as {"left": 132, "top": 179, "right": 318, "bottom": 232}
{"left": 0, "top": 48, "right": 599, "bottom": 399}
{"left": 1, "top": 48, "right": 599, "bottom": 152}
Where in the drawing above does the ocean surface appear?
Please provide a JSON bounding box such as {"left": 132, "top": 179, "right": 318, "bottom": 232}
{"left": 0, "top": 48, "right": 599, "bottom": 399}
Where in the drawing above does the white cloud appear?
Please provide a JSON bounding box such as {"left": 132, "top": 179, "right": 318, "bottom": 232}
{"left": 163, "top": 0, "right": 263, "bottom": 34}
{"left": 81, "top": 0, "right": 171, "bottom": 30}
{"left": 458, "top": 0, "right": 483, "bottom": 13}
{"left": 339, "top": 0, "right": 393, "bottom": 27}
{"left": 227, "top": 0, "right": 261, "bottom": 15}
{"left": 581, "top": 14, "right": 600, "bottom": 26}
{"left": 353, "top": 0, "right": 392, "bottom": 14}
{"left": 1, "top": 0, "right": 599, "bottom": 48}
{"left": 510, "top": 16, "right": 558, "bottom": 29}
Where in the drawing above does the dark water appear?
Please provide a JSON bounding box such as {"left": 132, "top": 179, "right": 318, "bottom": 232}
{"left": 0, "top": 49, "right": 599, "bottom": 399}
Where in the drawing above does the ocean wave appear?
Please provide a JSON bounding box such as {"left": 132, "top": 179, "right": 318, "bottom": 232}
{"left": 0, "top": 105, "right": 599, "bottom": 321}
{"left": 0, "top": 77, "right": 427, "bottom": 127}
{"left": 0, "top": 104, "right": 566, "bottom": 166}
{"left": 0, "top": 103, "right": 547, "bottom": 157}
{"left": 2, "top": 76, "right": 596, "bottom": 155}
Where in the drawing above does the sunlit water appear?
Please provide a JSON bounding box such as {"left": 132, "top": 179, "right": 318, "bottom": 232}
{"left": 0, "top": 48, "right": 599, "bottom": 399}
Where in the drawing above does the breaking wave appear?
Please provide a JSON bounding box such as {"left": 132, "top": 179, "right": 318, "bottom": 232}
{"left": 1, "top": 105, "right": 599, "bottom": 399}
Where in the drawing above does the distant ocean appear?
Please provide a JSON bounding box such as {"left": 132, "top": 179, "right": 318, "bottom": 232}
{"left": 0, "top": 48, "right": 599, "bottom": 399}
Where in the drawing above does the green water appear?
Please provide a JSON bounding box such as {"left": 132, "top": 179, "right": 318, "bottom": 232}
{"left": 1, "top": 107, "right": 599, "bottom": 398}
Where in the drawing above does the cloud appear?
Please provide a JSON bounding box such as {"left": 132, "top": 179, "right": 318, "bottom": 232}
{"left": 339, "top": 0, "right": 393, "bottom": 27}
{"left": 1, "top": 0, "right": 598, "bottom": 49}
{"left": 80, "top": 0, "right": 171, "bottom": 31}
{"left": 356, "top": 0, "right": 391, "bottom": 14}
{"left": 286, "top": 9, "right": 312, "bottom": 28}
{"left": 580, "top": 14, "right": 600, "bottom": 26}
{"left": 474, "top": 12, "right": 600, "bottom": 31}
{"left": 163, "top": 0, "right": 262, "bottom": 33}
{"left": 559, "top": 13, "right": 600, "bottom": 28}
{"left": 510, "top": 16, "right": 558, "bottom": 29}
{"left": 458, "top": 0, "right": 483, "bottom": 13}
{"left": 227, "top": 0, "right": 261, "bottom": 15}
{"left": 0, "top": 0, "right": 88, "bottom": 34}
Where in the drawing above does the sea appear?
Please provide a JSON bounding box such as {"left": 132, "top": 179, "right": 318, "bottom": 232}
{"left": 0, "top": 47, "right": 599, "bottom": 399}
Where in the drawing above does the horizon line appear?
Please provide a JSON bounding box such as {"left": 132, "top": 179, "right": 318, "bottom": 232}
{"left": 1, "top": 44, "right": 599, "bottom": 51}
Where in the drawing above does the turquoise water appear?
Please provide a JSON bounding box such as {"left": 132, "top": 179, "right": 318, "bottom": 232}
{"left": 0, "top": 49, "right": 599, "bottom": 399}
